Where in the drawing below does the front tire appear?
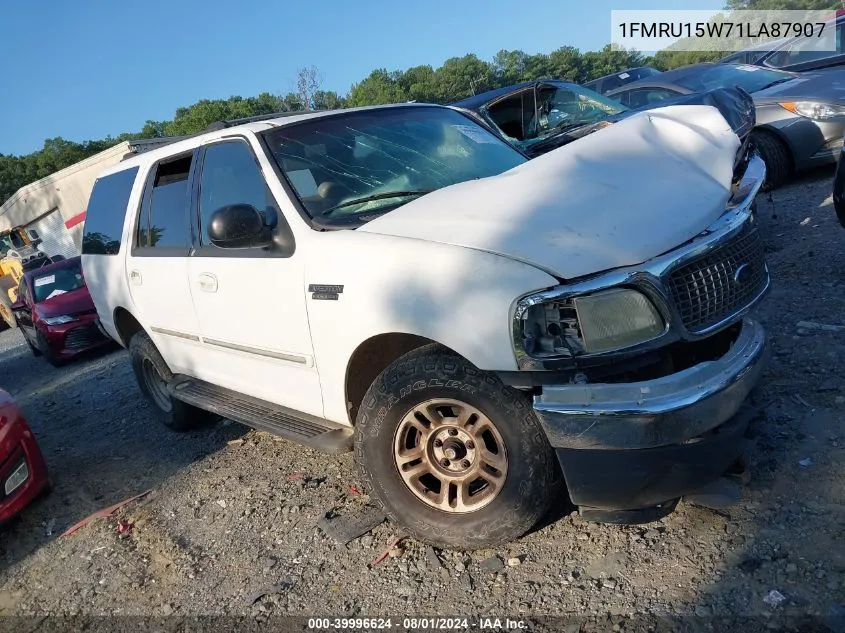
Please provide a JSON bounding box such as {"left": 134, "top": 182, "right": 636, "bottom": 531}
{"left": 21, "top": 328, "right": 41, "bottom": 357}
{"left": 36, "top": 330, "right": 63, "bottom": 367}
{"left": 752, "top": 130, "right": 791, "bottom": 189}
{"left": 355, "top": 344, "right": 561, "bottom": 549}
{"left": 128, "top": 331, "right": 211, "bottom": 431}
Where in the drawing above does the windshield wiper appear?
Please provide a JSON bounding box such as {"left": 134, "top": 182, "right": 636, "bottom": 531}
{"left": 322, "top": 190, "right": 434, "bottom": 216}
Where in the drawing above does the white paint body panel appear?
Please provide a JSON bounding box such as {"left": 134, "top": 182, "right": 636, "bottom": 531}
{"left": 361, "top": 105, "right": 740, "bottom": 280}
{"left": 82, "top": 103, "right": 742, "bottom": 428}
{"left": 186, "top": 254, "right": 324, "bottom": 418}
{"left": 303, "top": 231, "right": 556, "bottom": 424}
{"left": 128, "top": 256, "right": 200, "bottom": 375}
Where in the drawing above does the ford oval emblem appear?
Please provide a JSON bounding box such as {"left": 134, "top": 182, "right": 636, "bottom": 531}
{"left": 733, "top": 263, "right": 752, "bottom": 286}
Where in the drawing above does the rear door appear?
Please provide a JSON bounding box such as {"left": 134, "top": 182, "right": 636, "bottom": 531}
{"left": 125, "top": 152, "right": 200, "bottom": 373}
{"left": 186, "top": 136, "right": 322, "bottom": 417}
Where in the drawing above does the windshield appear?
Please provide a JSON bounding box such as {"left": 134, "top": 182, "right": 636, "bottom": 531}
{"left": 675, "top": 65, "right": 793, "bottom": 93}
{"left": 535, "top": 83, "right": 626, "bottom": 137}
{"left": 32, "top": 262, "right": 85, "bottom": 303}
{"left": 261, "top": 107, "right": 526, "bottom": 224}
{"left": 0, "top": 232, "right": 25, "bottom": 258}
{"left": 487, "top": 83, "right": 627, "bottom": 143}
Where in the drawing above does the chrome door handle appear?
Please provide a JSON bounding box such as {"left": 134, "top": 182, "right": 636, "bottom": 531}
{"left": 198, "top": 273, "right": 218, "bottom": 293}
{"left": 129, "top": 270, "right": 142, "bottom": 286}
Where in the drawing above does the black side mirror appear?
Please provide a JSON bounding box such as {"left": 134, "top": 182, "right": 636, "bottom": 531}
{"left": 208, "top": 204, "right": 274, "bottom": 249}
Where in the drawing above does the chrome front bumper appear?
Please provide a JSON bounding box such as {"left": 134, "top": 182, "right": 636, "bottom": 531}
{"left": 534, "top": 317, "right": 768, "bottom": 451}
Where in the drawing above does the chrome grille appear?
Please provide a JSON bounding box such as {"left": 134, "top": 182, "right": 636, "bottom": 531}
{"left": 64, "top": 323, "right": 106, "bottom": 350}
{"left": 665, "top": 226, "right": 767, "bottom": 333}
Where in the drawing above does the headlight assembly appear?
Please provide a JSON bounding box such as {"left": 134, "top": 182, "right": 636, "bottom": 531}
{"left": 572, "top": 288, "right": 664, "bottom": 354}
{"left": 515, "top": 288, "right": 665, "bottom": 363}
{"left": 780, "top": 102, "right": 845, "bottom": 121}
{"left": 43, "top": 315, "right": 77, "bottom": 326}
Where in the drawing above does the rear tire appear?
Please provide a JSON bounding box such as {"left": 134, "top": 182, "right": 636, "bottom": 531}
{"left": 355, "top": 344, "right": 561, "bottom": 549}
{"left": 752, "top": 130, "right": 791, "bottom": 189}
{"left": 128, "top": 331, "right": 212, "bottom": 431}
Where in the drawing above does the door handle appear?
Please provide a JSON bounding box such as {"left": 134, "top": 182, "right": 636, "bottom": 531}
{"left": 198, "top": 273, "right": 218, "bottom": 293}
{"left": 129, "top": 270, "right": 142, "bottom": 286}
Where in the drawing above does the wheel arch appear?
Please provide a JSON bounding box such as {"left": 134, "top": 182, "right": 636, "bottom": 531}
{"left": 112, "top": 307, "right": 145, "bottom": 347}
{"left": 345, "top": 332, "right": 461, "bottom": 425}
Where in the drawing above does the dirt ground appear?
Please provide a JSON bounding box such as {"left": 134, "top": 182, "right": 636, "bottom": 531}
{"left": 0, "top": 167, "right": 843, "bottom": 631}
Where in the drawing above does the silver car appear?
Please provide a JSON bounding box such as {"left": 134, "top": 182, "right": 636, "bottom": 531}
{"left": 607, "top": 63, "right": 845, "bottom": 187}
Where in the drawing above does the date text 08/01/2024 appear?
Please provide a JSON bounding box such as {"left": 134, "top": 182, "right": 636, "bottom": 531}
{"left": 307, "top": 617, "right": 528, "bottom": 630}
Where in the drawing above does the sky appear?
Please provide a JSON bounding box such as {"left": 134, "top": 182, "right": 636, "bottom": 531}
{"left": 0, "top": 0, "right": 723, "bottom": 156}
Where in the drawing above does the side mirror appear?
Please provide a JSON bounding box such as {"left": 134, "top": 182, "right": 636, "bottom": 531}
{"left": 207, "top": 204, "right": 274, "bottom": 249}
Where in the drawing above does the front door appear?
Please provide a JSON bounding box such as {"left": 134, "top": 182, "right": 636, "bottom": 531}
{"left": 186, "top": 137, "right": 322, "bottom": 417}
{"left": 125, "top": 153, "right": 200, "bottom": 373}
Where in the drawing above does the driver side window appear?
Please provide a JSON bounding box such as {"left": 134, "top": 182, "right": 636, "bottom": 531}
{"left": 486, "top": 89, "right": 537, "bottom": 141}
{"left": 766, "top": 22, "right": 843, "bottom": 68}
{"left": 198, "top": 140, "right": 279, "bottom": 249}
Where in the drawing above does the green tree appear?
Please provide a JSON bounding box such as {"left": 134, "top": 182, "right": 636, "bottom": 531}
{"left": 347, "top": 69, "right": 407, "bottom": 106}
{"left": 581, "top": 45, "right": 648, "bottom": 81}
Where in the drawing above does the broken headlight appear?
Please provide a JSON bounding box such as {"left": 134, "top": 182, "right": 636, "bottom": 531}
{"left": 515, "top": 288, "right": 665, "bottom": 362}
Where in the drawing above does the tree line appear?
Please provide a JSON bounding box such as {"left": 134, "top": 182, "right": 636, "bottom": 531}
{"left": 0, "top": 0, "right": 838, "bottom": 206}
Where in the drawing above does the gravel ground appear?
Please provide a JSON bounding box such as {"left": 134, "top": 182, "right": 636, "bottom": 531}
{"left": 0, "top": 168, "right": 843, "bottom": 629}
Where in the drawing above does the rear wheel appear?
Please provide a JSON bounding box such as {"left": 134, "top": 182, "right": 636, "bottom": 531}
{"left": 355, "top": 344, "right": 561, "bottom": 549}
{"left": 128, "top": 331, "right": 212, "bottom": 431}
{"left": 752, "top": 129, "right": 791, "bottom": 189}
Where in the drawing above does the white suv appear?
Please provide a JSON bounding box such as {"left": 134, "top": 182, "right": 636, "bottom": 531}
{"left": 82, "top": 103, "right": 769, "bottom": 548}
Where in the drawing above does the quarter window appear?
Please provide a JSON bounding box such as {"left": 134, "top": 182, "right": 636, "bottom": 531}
{"left": 82, "top": 167, "right": 139, "bottom": 255}
{"left": 198, "top": 140, "right": 278, "bottom": 247}
{"left": 136, "top": 155, "right": 193, "bottom": 250}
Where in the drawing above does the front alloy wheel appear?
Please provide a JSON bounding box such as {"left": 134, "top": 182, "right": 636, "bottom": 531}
{"left": 394, "top": 398, "right": 507, "bottom": 513}
{"left": 355, "top": 344, "right": 561, "bottom": 549}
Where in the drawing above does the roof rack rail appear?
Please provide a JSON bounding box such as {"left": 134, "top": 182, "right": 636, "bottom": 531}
{"left": 204, "top": 110, "right": 314, "bottom": 132}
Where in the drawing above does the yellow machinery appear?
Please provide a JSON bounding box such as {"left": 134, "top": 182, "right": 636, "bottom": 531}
{"left": 0, "top": 227, "right": 50, "bottom": 329}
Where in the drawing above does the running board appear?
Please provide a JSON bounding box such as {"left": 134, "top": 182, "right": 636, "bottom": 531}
{"left": 168, "top": 375, "right": 353, "bottom": 454}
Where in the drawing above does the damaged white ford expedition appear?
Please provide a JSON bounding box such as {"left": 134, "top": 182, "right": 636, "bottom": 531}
{"left": 82, "top": 100, "right": 769, "bottom": 549}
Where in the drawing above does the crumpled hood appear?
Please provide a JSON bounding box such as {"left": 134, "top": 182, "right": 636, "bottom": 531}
{"left": 360, "top": 104, "right": 740, "bottom": 280}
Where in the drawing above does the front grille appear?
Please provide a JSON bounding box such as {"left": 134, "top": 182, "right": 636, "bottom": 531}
{"left": 665, "top": 226, "right": 767, "bottom": 333}
{"left": 63, "top": 323, "right": 106, "bottom": 350}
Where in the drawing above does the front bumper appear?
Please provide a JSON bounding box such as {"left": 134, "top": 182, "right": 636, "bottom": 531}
{"left": 534, "top": 317, "right": 768, "bottom": 511}
{"left": 0, "top": 406, "right": 49, "bottom": 524}
{"left": 40, "top": 312, "right": 111, "bottom": 359}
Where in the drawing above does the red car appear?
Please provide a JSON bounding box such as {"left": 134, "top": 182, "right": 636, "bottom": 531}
{"left": 12, "top": 256, "right": 112, "bottom": 366}
{"left": 0, "top": 389, "right": 49, "bottom": 525}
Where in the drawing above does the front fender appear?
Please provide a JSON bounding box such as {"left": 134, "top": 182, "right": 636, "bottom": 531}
{"left": 304, "top": 230, "right": 557, "bottom": 424}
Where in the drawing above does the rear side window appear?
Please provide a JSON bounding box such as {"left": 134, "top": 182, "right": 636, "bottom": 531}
{"left": 135, "top": 154, "right": 193, "bottom": 252}
{"left": 82, "top": 167, "right": 139, "bottom": 255}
